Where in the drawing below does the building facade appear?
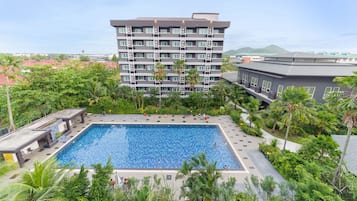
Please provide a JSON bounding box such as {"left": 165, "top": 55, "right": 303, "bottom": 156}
{"left": 237, "top": 53, "right": 357, "bottom": 103}
{"left": 110, "top": 13, "right": 230, "bottom": 96}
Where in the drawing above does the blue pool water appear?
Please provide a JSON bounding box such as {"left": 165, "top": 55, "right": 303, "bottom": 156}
{"left": 56, "top": 124, "right": 242, "bottom": 170}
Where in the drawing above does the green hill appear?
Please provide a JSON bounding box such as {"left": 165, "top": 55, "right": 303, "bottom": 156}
{"left": 224, "top": 45, "right": 289, "bottom": 56}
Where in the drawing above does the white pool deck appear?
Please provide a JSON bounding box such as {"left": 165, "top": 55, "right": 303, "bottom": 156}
{"left": 0, "top": 114, "right": 285, "bottom": 190}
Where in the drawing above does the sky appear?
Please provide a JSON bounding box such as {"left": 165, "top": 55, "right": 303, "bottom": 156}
{"left": 1, "top": 0, "right": 357, "bottom": 54}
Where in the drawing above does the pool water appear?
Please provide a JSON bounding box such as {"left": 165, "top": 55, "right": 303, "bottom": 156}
{"left": 56, "top": 124, "right": 242, "bottom": 170}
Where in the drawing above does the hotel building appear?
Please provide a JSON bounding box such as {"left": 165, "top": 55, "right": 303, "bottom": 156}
{"left": 110, "top": 13, "right": 230, "bottom": 96}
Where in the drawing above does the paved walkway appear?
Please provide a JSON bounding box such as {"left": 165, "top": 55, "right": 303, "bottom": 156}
{"left": 0, "top": 113, "right": 285, "bottom": 192}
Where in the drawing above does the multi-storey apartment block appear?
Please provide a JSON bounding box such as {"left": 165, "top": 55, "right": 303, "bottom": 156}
{"left": 110, "top": 13, "right": 230, "bottom": 96}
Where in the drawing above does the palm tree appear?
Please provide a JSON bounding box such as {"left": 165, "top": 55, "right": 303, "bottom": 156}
{"left": 228, "top": 84, "right": 246, "bottom": 109}
{"left": 173, "top": 59, "right": 185, "bottom": 93}
{"left": 280, "top": 87, "right": 311, "bottom": 151}
{"left": 267, "top": 100, "right": 285, "bottom": 132}
{"left": 331, "top": 75, "right": 357, "bottom": 187}
{"left": 185, "top": 68, "right": 199, "bottom": 91}
{"left": 153, "top": 62, "right": 166, "bottom": 107}
{"left": 0, "top": 55, "right": 21, "bottom": 132}
{"left": 1, "top": 158, "right": 69, "bottom": 201}
{"left": 243, "top": 97, "right": 262, "bottom": 128}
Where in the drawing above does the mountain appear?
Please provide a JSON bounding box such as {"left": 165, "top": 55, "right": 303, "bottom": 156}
{"left": 224, "top": 45, "right": 289, "bottom": 56}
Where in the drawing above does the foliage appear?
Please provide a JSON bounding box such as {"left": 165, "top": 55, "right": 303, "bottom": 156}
{"left": 61, "top": 165, "right": 90, "bottom": 201}
{"left": 88, "top": 158, "right": 114, "bottom": 201}
{"left": 243, "top": 97, "right": 262, "bottom": 128}
{"left": 176, "top": 153, "right": 237, "bottom": 201}
{"left": 0, "top": 161, "right": 18, "bottom": 177}
{"left": 221, "top": 57, "right": 237, "bottom": 72}
{"left": 79, "top": 55, "right": 90, "bottom": 61}
{"left": 240, "top": 122, "right": 263, "bottom": 137}
{"left": 115, "top": 175, "right": 174, "bottom": 201}
{"left": 185, "top": 68, "right": 200, "bottom": 90}
{"left": 0, "top": 158, "right": 69, "bottom": 201}
{"left": 153, "top": 62, "right": 166, "bottom": 108}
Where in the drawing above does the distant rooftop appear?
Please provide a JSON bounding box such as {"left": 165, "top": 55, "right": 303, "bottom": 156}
{"left": 266, "top": 52, "right": 340, "bottom": 59}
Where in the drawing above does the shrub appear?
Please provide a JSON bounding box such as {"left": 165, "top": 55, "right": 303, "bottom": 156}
{"left": 0, "top": 161, "right": 18, "bottom": 177}
{"left": 240, "top": 123, "right": 263, "bottom": 137}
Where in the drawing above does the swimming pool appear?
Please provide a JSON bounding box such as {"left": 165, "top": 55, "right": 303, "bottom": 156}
{"left": 56, "top": 124, "right": 243, "bottom": 170}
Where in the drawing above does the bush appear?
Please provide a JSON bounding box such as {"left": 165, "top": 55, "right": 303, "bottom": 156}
{"left": 0, "top": 161, "right": 18, "bottom": 177}
{"left": 240, "top": 123, "right": 263, "bottom": 137}
{"left": 259, "top": 142, "right": 280, "bottom": 162}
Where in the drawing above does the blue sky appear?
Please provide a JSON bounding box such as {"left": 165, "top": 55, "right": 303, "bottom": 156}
{"left": 1, "top": 0, "right": 357, "bottom": 54}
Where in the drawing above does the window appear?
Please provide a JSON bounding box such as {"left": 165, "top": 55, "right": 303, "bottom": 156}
{"left": 213, "top": 41, "right": 221, "bottom": 46}
{"left": 121, "top": 64, "right": 129, "bottom": 70}
{"left": 172, "top": 28, "right": 180, "bottom": 34}
{"left": 119, "top": 40, "right": 127, "bottom": 46}
{"left": 123, "top": 76, "right": 130, "bottom": 81}
{"left": 186, "top": 41, "right": 195, "bottom": 47}
{"left": 198, "top": 28, "right": 208, "bottom": 34}
{"left": 148, "top": 76, "right": 154, "bottom": 81}
{"left": 197, "top": 54, "right": 206, "bottom": 59}
{"left": 118, "top": 27, "right": 126, "bottom": 33}
{"left": 160, "top": 53, "right": 170, "bottom": 59}
{"left": 172, "top": 41, "right": 180, "bottom": 47}
{"left": 186, "top": 53, "right": 194, "bottom": 59}
{"left": 136, "top": 76, "right": 145, "bottom": 81}
{"left": 172, "top": 76, "right": 178, "bottom": 81}
{"left": 198, "top": 41, "right": 207, "bottom": 47}
{"left": 212, "top": 54, "right": 221, "bottom": 58}
{"left": 160, "top": 41, "right": 169, "bottom": 46}
{"left": 250, "top": 77, "right": 258, "bottom": 87}
{"left": 145, "top": 40, "right": 153, "bottom": 46}
{"left": 262, "top": 80, "right": 272, "bottom": 93}
{"left": 147, "top": 65, "right": 154, "bottom": 71}
{"left": 172, "top": 54, "right": 180, "bottom": 59}
{"left": 145, "top": 27, "right": 153, "bottom": 33}
{"left": 277, "top": 85, "right": 284, "bottom": 97}
{"left": 133, "top": 27, "right": 143, "bottom": 33}
{"left": 323, "top": 87, "right": 341, "bottom": 99}
{"left": 146, "top": 53, "right": 154, "bottom": 59}
{"left": 197, "top": 66, "right": 205, "bottom": 71}
{"left": 303, "top": 87, "right": 316, "bottom": 98}
{"left": 120, "top": 53, "right": 128, "bottom": 59}
{"left": 135, "top": 53, "right": 144, "bottom": 58}
{"left": 186, "top": 28, "right": 195, "bottom": 34}
{"left": 242, "top": 73, "right": 248, "bottom": 84}
{"left": 136, "top": 65, "right": 145, "bottom": 70}
{"left": 134, "top": 40, "right": 143, "bottom": 46}
{"left": 159, "top": 28, "right": 169, "bottom": 33}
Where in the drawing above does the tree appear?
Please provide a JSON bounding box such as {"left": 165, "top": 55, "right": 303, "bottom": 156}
{"left": 243, "top": 97, "right": 262, "bottom": 128}
{"left": 111, "top": 54, "right": 118, "bottom": 62}
{"left": 221, "top": 57, "right": 236, "bottom": 72}
{"left": 88, "top": 159, "right": 114, "bottom": 201}
{"left": 228, "top": 84, "right": 246, "bottom": 109}
{"left": 185, "top": 68, "right": 200, "bottom": 91}
{"left": 153, "top": 62, "right": 166, "bottom": 108}
{"left": 332, "top": 75, "right": 357, "bottom": 187}
{"left": 1, "top": 158, "right": 69, "bottom": 201}
{"left": 280, "top": 87, "right": 311, "bottom": 151}
{"left": 80, "top": 55, "right": 90, "bottom": 62}
{"left": 175, "top": 153, "right": 237, "bottom": 201}
{"left": 173, "top": 59, "right": 186, "bottom": 93}
{"left": 58, "top": 54, "right": 68, "bottom": 61}
{"left": 266, "top": 100, "right": 284, "bottom": 132}
{"left": 210, "top": 80, "right": 230, "bottom": 107}
{"left": 0, "top": 55, "right": 21, "bottom": 131}
{"left": 61, "top": 165, "right": 90, "bottom": 201}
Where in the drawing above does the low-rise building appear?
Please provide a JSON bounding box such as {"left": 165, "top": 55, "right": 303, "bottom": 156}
{"left": 237, "top": 53, "right": 357, "bottom": 103}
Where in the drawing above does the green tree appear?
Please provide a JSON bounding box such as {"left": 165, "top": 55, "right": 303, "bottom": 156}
{"left": 266, "top": 101, "right": 284, "bottom": 132}
{"left": 61, "top": 165, "right": 90, "bottom": 201}
{"left": 243, "top": 97, "right": 262, "bottom": 128}
{"left": 88, "top": 159, "right": 114, "bottom": 201}
{"left": 185, "top": 68, "right": 200, "bottom": 91}
{"left": 111, "top": 54, "right": 118, "bottom": 62}
{"left": 280, "top": 87, "right": 311, "bottom": 151}
{"left": 176, "top": 153, "right": 236, "bottom": 201}
{"left": 221, "top": 57, "right": 236, "bottom": 72}
{"left": 332, "top": 75, "right": 357, "bottom": 188}
{"left": 80, "top": 55, "right": 90, "bottom": 62}
{"left": 173, "top": 59, "right": 186, "bottom": 93}
{"left": 0, "top": 158, "right": 69, "bottom": 201}
{"left": 153, "top": 62, "right": 166, "bottom": 108}
{"left": 0, "top": 55, "right": 21, "bottom": 131}
{"left": 228, "top": 84, "right": 246, "bottom": 109}
{"left": 210, "top": 80, "right": 230, "bottom": 107}
{"left": 58, "top": 54, "right": 68, "bottom": 61}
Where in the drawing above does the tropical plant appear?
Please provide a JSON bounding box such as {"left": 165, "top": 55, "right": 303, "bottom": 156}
{"left": 280, "top": 87, "right": 311, "bottom": 151}
{"left": 0, "top": 55, "right": 21, "bottom": 131}
{"left": 242, "top": 97, "right": 262, "bottom": 128}
{"left": 210, "top": 80, "right": 230, "bottom": 107}
{"left": 173, "top": 59, "right": 186, "bottom": 93}
{"left": 185, "top": 68, "right": 200, "bottom": 91}
{"left": 228, "top": 84, "right": 246, "bottom": 109}
{"left": 61, "top": 165, "right": 90, "bottom": 201}
{"left": 0, "top": 158, "right": 69, "bottom": 201}
{"left": 175, "top": 153, "right": 236, "bottom": 201}
{"left": 88, "top": 159, "right": 114, "bottom": 201}
{"left": 153, "top": 62, "right": 166, "bottom": 108}
{"left": 266, "top": 100, "right": 285, "bottom": 132}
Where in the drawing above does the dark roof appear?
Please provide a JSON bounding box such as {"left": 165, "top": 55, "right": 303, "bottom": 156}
{"left": 239, "top": 61, "right": 357, "bottom": 76}
{"left": 222, "top": 71, "right": 238, "bottom": 83}
{"left": 332, "top": 135, "right": 357, "bottom": 175}
{"left": 266, "top": 52, "right": 340, "bottom": 59}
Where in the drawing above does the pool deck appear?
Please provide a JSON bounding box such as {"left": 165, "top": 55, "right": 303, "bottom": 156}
{"left": 0, "top": 114, "right": 284, "bottom": 190}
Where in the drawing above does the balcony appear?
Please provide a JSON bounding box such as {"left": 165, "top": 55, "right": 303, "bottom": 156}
{"left": 254, "top": 87, "right": 261, "bottom": 93}
{"left": 268, "top": 92, "right": 276, "bottom": 99}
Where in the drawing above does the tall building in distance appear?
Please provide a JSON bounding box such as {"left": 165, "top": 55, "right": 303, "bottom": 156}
{"left": 110, "top": 13, "right": 230, "bottom": 96}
